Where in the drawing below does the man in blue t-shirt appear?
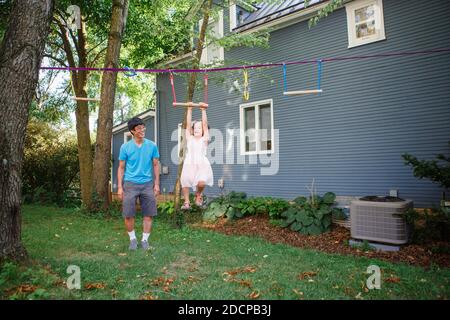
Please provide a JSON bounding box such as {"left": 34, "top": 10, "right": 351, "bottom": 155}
{"left": 118, "top": 117, "right": 160, "bottom": 251}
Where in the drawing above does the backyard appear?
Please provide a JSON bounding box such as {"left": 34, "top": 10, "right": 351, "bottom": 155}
{"left": 1, "top": 205, "right": 448, "bottom": 300}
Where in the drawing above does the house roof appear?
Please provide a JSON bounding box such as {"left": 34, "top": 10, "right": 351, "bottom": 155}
{"left": 161, "top": 0, "right": 328, "bottom": 67}
{"left": 234, "top": 0, "right": 325, "bottom": 32}
{"left": 112, "top": 109, "right": 155, "bottom": 134}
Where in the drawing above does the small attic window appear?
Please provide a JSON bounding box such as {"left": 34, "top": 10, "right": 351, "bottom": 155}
{"left": 346, "top": 0, "right": 386, "bottom": 48}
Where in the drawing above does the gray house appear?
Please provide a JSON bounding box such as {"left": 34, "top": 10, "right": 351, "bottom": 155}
{"left": 111, "top": 109, "right": 156, "bottom": 193}
{"left": 115, "top": 0, "right": 450, "bottom": 208}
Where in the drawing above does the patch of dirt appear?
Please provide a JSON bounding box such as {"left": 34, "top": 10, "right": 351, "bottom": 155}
{"left": 194, "top": 215, "right": 450, "bottom": 268}
{"left": 160, "top": 252, "right": 201, "bottom": 277}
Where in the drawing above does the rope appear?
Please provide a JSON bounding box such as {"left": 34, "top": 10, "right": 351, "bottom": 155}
{"left": 169, "top": 72, "right": 177, "bottom": 106}
{"left": 40, "top": 48, "right": 450, "bottom": 74}
{"left": 243, "top": 68, "right": 249, "bottom": 101}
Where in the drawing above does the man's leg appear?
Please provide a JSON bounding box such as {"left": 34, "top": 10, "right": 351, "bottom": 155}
{"left": 123, "top": 183, "right": 138, "bottom": 250}
{"left": 140, "top": 183, "right": 157, "bottom": 249}
{"left": 143, "top": 216, "right": 153, "bottom": 234}
{"left": 125, "top": 217, "right": 135, "bottom": 232}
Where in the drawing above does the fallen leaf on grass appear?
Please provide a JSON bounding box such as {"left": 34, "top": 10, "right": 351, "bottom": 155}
{"left": 141, "top": 293, "right": 159, "bottom": 300}
{"left": 223, "top": 266, "right": 257, "bottom": 277}
{"left": 151, "top": 277, "right": 175, "bottom": 292}
{"left": 292, "top": 289, "right": 304, "bottom": 296}
{"left": 298, "top": 271, "right": 318, "bottom": 280}
{"left": 84, "top": 282, "right": 106, "bottom": 290}
{"left": 242, "top": 266, "right": 257, "bottom": 273}
{"left": 118, "top": 253, "right": 127, "bottom": 256}
{"left": 248, "top": 290, "right": 260, "bottom": 299}
{"left": 236, "top": 279, "right": 252, "bottom": 288}
{"left": 14, "top": 284, "right": 38, "bottom": 294}
{"left": 385, "top": 277, "right": 401, "bottom": 283}
{"left": 355, "top": 292, "right": 363, "bottom": 299}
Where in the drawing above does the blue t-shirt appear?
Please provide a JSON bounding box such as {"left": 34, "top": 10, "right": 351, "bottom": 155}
{"left": 119, "top": 138, "right": 160, "bottom": 184}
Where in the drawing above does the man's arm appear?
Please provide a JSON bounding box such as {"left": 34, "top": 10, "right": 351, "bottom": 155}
{"left": 117, "top": 160, "right": 125, "bottom": 200}
{"left": 153, "top": 158, "right": 160, "bottom": 196}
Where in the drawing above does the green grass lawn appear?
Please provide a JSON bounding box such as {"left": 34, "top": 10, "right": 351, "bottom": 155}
{"left": 1, "top": 205, "right": 449, "bottom": 300}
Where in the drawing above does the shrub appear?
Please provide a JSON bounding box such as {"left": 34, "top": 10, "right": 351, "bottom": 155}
{"left": 202, "top": 192, "right": 290, "bottom": 222}
{"left": 203, "top": 191, "right": 247, "bottom": 222}
{"left": 402, "top": 142, "right": 450, "bottom": 190}
{"left": 405, "top": 207, "right": 450, "bottom": 243}
{"left": 280, "top": 192, "right": 340, "bottom": 235}
{"left": 23, "top": 120, "right": 80, "bottom": 207}
{"left": 158, "top": 200, "right": 176, "bottom": 216}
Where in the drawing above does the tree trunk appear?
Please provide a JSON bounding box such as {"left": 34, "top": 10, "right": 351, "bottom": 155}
{"left": 173, "top": 0, "right": 213, "bottom": 212}
{"left": 0, "top": 0, "right": 54, "bottom": 262}
{"left": 74, "top": 95, "right": 93, "bottom": 208}
{"left": 93, "top": 0, "right": 129, "bottom": 209}
{"left": 56, "top": 10, "right": 94, "bottom": 208}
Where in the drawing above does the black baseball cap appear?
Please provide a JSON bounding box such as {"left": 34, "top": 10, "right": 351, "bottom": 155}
{"left": 127, "top": 117, "right": 145, "bottom": 132}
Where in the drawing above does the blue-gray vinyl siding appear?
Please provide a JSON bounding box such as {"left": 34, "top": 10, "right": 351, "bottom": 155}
{"left": 111, "top": 116, "right": 155, "bottom": 192}
{"left": 156, "top": 0, "right": 450, "bottom": 207}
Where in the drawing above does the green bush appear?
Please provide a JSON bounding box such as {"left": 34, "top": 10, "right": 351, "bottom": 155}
{"left": 158, "top": 200, "right": 176, "bottom": 216}
{"left": 23, "top": 120, "right": 80, "bottom": 207}
{"left": 402, "top": 142, "right": 450, "bottom": 189}
{"left": 280, "top": 192, "right": 340, "bottom": 235}
{"left": 203, "top": 191, "right": 247, "bottom": 222}
{"left": 405, "top": 207, "right": 450, "bottom": 243}
{"left": 202, "top": 192, "right": 290, "bottom": 222}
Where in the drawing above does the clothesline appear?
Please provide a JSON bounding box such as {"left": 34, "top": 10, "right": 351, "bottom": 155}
{"left": 40, "top": 48, "right": 450, "bottom": 74}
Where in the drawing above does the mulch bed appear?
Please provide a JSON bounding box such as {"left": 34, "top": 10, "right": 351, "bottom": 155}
{"left": 193, "top": 215, "right": 450, "bottom": 268}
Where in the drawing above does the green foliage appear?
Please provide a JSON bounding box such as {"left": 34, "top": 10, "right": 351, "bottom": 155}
{"left": 203, "top": 201, "right": 230, "bottom": 222}
{"left": 202, "top": 191, "right": 290, "bottom": 222}
{"left": 81, "top": 194, "right": 123, "bottom": 217}
{"left": 404, "top": 207, "right": 450, "bottom": 243}
{"left": 0, "top": 261, "right": 58, "bottom": 300}
{"left": 0, "top": 0, "right": 11, "bottom": 42}
{"left": 349, "top": 240, "right": 375, "bottom": 252}
{"left": 23, "top": 120, "right": 80, "bottom": 207}
{"left": 402, "top": 142, "right": 450, "bottom": 189}
{"left": 158, "top": 200, "right": 176, "bottom": 216}
{"left": 307, "top": 0, "right": 344, "bottom": 28}
{"left": 280, "top": 192, "right": 337, "bottom": 235}
{"left": 331, "top": 207, "right": 347, "bottom": 220}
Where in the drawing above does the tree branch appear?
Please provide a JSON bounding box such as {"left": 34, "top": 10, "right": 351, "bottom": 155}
{"left": 43, "top": 54, "right": 68, "bottom": 67}
{"left": 88, "top": 47, "right": 107, "bottom": 67}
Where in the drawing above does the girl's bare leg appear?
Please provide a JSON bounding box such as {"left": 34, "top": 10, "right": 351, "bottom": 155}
{"left": 182, "top": 187, "right": 190, "bottom": 206}
{"left": 195, "top": 181, "right": 205, "bottom": 205}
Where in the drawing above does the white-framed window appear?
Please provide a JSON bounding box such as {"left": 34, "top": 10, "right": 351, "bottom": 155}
{"left": 346, "top": 0, "right": 386, "bottom": 48}
{"left": 240, "top": 99, "right": 274, "bottom": 155}
{"left": 200, "top": 9, "right": 224, "bottom": 65}
{"left": 124, "top": 131, "right": 133, "bottom": 143}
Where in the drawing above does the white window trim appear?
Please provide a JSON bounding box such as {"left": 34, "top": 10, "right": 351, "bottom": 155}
{"left": 200, "top": 9, "right": 224, "bottom": 65}
{"left": 124, "top": 131, "right": 132, "bottom": 144}
{"left": 239, "top": 99, "right": 275, "bottom": 156}
{"left": 346, "top": 0, "right": 386, "bottom": 48}
{"left": 229, "top": 2, "right": 237, "bottom": 32}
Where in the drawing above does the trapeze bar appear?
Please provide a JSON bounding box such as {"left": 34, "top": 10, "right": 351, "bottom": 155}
{"left": 71, "top": 97, "right": 101, "bottom": 102}
{"left": 283, "top": 89, "right": 323, "bottom": 96}
{"left": 172, "top": 102, "right": 208, "bottom": 108}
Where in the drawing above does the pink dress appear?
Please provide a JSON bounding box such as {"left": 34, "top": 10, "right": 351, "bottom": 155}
{"left": 181, "top": 135, "right": 214, "bottom": 191}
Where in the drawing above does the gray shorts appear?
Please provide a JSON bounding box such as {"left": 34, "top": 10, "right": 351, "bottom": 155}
{"left": 122, "top": 181, "right": 157, "bottom": 218}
